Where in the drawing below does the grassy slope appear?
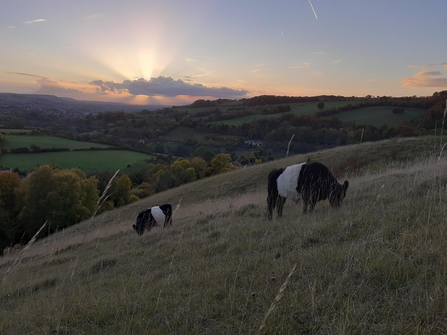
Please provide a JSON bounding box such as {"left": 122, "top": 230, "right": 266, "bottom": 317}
{"left": 1, "top": 135, "right": 110, "bottom": 150}
{"left": 0, "top": 150, "right": 155, "bottom": 173}
{"left": 1, "top": 136, "right": 447, "bottom": 334}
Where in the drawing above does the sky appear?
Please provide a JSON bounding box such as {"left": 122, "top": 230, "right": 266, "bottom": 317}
{"left": 1, "top": 0, "right": 447, "bottom": 106}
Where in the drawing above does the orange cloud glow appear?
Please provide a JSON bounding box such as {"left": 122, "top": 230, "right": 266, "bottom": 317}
{"left": 401, "top": 71, "right": 447, "bottom": 88}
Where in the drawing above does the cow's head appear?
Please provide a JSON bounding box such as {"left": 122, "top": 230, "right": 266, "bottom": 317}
{"left": 133, "top": 211, "right": 148, "bottom": 236}
{"left": 329, "top": 180, "right": 349, "bottom": 208}
{"left": 133, "top": 223, "right": 145, "bottom": 236}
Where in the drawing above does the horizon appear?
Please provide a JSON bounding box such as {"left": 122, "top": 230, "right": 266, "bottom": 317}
{"left": 1, "top": 0, "right": 446, "bottom": 105}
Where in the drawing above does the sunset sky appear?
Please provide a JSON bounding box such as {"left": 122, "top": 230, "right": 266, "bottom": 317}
{"left": 1, "top": 0, "right": 446, "bottom": 106}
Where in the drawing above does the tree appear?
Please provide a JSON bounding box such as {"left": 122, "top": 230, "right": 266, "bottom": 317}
{"left": 317, "top": 102, "right": 325, "bottom": 110}
{"left": 192, "top": 146, "right": 215, "bottom": 162}
{"left": 210, "top": 154, "right": 238, "bottom": 174}
{"left": 113, "top": 175, "right": 133, "bottom": 207}
{"left": 17, "top": 166, "right": 99, "bottom": 241}
{"left": 191, "top": 157, "right": 208, "bottom": 178}
{"left": 30, "top": 144, "right": 41, "bottom": 152}
{"left": 0, "top": 171, "right": 21, "bottom": 252}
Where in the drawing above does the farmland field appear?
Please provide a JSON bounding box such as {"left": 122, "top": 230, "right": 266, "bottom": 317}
{"left": 0, "top": 150, "right": 155, "bottom": 173}
{"left": 214, "top": 100, "right": 366, "bottom": 126}
{"left": 331, "top": 106, "right": 425, "bottom": 127}
{"left": 1, "top": 135, "right": 110, "bottom": 150}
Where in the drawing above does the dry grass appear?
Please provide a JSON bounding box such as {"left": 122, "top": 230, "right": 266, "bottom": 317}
{"left": 1, "top": 136, "right": 447, "bottom": 334}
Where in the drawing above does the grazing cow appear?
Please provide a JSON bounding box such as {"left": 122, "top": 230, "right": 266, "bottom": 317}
{"left": 133, "top": 204, "right": 173, "bottom": 236}
{"left": 267, "top": 162, "right": 349, "bottom": 219}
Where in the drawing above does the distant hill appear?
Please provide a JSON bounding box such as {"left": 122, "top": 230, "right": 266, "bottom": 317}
{"left": 0, "top": 93, "right": 168, "bottom": 115}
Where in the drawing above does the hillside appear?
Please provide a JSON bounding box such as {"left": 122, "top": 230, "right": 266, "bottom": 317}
{"left": 1, "top": 136, "right": 447, "bottom": 333}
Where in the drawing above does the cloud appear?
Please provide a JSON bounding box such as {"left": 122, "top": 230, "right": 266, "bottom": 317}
{"left": 443, "top": 63, "right": 447, "bottom": 70}
{"left": 7, "top": 26, "right": 15, "bottom": 29}
{"left": 6, "top": 72, "right": 47, "bottom": 79}
{"left": 90, "top": 76, "right": 249, "bottom": 98}
{"left": 401, "top": 71, "right": 447, "bottom": 88}
{"left": 36, "top": 78, "right": 82, "bottom": 95}
{"left": 331, "top": 59, "right": 342, "bottom": 65}
{"left": 290, "top": 62, "right": 311, "bottom": 69}
{"left": 408, "top": 64, "right": 436, "bottom": 70}
{"left": 311, "top": 51, "right": 324, "bottom": 55}
{"left": 23, "top": 19, "right": 46, "bottom": 24}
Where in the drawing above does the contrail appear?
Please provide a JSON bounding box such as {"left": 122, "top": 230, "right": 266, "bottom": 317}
{"left": 308, "top": 0, "right": 318, "bottom": 19}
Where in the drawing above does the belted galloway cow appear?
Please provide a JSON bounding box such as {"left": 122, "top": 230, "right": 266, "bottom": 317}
{"left": 267, "top": 162, "right": 349, "bottom": 219}
{"left": 133, "top": 204, "right": 173, "bottom": 236}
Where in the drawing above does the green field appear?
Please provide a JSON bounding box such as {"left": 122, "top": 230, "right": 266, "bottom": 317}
{"left": 1, "top": 136, "right": 110, "bottom": 151}
{"left": 0, "top": 150, "right": 155, "bottom": 173}
{"left": 213, "top": 100, "right": 367, "bottom": 126}
{"left": 332, "top": 106, "right": 425, "bottom": 127}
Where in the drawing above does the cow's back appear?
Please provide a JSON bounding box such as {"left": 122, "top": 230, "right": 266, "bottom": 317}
{"left": 150, "top": 206, "right": 166, "bottom": 226}
{"left": 277, "top": 163, "right": 305, "bottom": 201}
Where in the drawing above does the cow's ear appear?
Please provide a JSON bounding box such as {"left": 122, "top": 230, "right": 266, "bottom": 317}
{"left": 132, "top": 224, "right": 136, "bottom": 230}
{"left": 343, "top": 180, "right": 349, "bottom": 192}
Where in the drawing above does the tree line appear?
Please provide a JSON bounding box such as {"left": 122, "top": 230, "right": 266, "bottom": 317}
{"left": 0, "top": 153, "right": 238, "bottom": 255}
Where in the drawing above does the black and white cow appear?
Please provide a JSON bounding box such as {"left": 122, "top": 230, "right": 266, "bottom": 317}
{"left": 267, "top": 162, "right": 349, "bottom": 219}
{"left": 133, "top": 204, "right": 173, "bottom": 236}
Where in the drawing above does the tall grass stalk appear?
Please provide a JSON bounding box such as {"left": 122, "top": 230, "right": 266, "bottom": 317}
{"left": 2, "top": 221, "right": 48, "bottom": 283}
{"left": 439, "top": 100, "right": 447, "bottom": 161}
{"left": 256, "top": 263, "right": 297, "bottom": 334}
{"left": 82, "top": 169, "right": 120, "bottom": 242}
{"left": 286, "top": 134, "right": 295, "bottom": 159}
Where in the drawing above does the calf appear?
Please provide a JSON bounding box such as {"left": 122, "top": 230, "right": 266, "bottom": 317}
{"left": 133, "top": 204, "right": 173, "bottom": 236}
{"left": 267, "top": 162, "right": 349, "bottom": 219}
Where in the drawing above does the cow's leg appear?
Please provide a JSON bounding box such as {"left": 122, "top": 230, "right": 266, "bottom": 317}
{"left": 302, "top": 192, "right": 311, "bottom": 214}
{"left": 277, "top": 196, "right": 286, "bottom": 218}
{"left": 267, "top": 192, "right": 277, "bottom": 220}
{"left": 309, "top": 200, "right": 316, "bottom": 213}
{"left": 164, "top": 212, "right": 173, "bottom": 227}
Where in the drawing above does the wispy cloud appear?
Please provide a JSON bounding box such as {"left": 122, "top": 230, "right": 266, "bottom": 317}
{"left": 90, "top": 76, "right": 249, "bottom": 98}
{"left": 185, "top": 58, "right": 199, "bottom": 62}
{"left": 401, "top": 71, "right": 447, "bottom": 88}
{"left": 331, "top": 59, "right": 342, "bottom": 65}
{"left": 36, "top": 78, "right": 82, "bottom": 95}
{"left": 7, "top": 26, "right": 15, "bottom": 29}
{"left": 23, "top": 19, "right": 46, "bottom": 24}
{"left": 6, "top": 72, "right": 47, "bottom": 79}
{"left": 443, "top": 63, "right": 447, "bottom": 70}
{"left": 311, "top": 51, "right": 324, "bottom": 55}
{"left": 290, "top": 62, "right": 311, "bottom": 69}
{"left": 408, "top": 64, "right": 435, "bottom": 70}
{"left": 251, "top": 64, "right": 273, "bottom": 73}
{"left": 371, "top": 78, "right": 390, "bottom": 83}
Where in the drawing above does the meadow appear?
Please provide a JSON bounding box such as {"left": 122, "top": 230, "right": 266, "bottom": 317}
{"left": 1, "top": 135, "right": 110, "bottom": 151}
{"left": 332, "top": 106, "right": 425, "bottom": 127}
{"left": 1, "top": 136, "right": 447, "bottom": 334}
{"left": 215, "top": 100, "right": 366, "bottom": 126}
{"left": 0, "top": 150, "right": 155, "bottom": 173}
